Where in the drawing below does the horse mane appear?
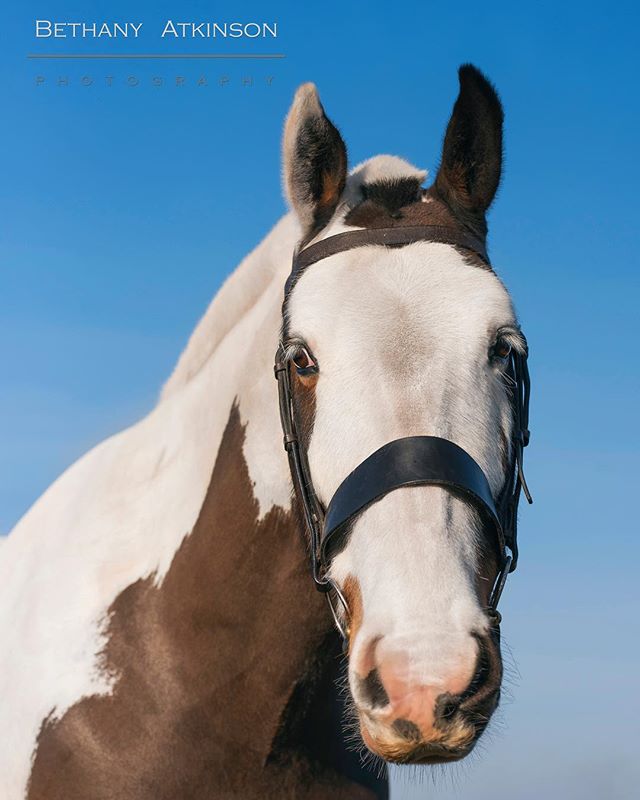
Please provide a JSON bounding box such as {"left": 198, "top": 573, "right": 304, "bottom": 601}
{"left": 159, "top": 212, "right": 300, "bottom": 401}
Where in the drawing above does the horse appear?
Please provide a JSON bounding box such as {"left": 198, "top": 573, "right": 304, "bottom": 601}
{"left": 0, "top": 64, "right": 531, "bottom": 799}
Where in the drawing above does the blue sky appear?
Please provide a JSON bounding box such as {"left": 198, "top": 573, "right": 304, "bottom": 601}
{"left": 1, "top": 2, "right": 639, "bottom": 798}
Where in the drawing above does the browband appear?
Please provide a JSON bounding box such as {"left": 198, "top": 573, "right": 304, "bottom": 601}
{"left": 322, "top": 436, "right": 503, "bottom": 563}
{"left": 285, "top": 225, "right": 490, "bottom": 297}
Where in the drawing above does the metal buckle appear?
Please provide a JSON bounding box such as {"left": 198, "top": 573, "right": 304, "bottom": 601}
{"left": 488, "top": 552, "right": 512, "bottom": 613}
{"left": 325, "top": 578, "right": 351, "bottom": 646}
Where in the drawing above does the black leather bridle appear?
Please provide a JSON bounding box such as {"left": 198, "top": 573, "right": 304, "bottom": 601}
{"left": 274, "top": 225, "right": 532, "bottom": 640}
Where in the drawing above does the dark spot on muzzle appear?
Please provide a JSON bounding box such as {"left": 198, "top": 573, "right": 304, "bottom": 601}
{"left": 392, "top": 718, "right": 422, "bottom": 742}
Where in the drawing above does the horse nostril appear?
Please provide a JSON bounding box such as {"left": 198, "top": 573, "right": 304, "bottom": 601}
{"left": 359, "top": 668, "right": 390, "bottom": 709}
{"left": 433, "top": 639, "right": 497, "bottom": 725}
{"left": 436, "top": 694, "right": 461, "bottom": 722}
{"left": 461, "top": 638, "right": 492, "bottom": 701}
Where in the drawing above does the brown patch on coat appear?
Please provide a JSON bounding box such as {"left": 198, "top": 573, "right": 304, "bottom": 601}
{"left": 345, "top": 185, "right": 457, "bottom": 230}
{"left": 291, "top": 362, "right": 317, "bottom": 451}
{"left": 27, "top": 404, "right": 385, "bottom": 800}
{"left": 345, "top": 186, "right": 490, "bottom": 271}
{"left": 342, "top": 575, "right": 364, "bottom": 653}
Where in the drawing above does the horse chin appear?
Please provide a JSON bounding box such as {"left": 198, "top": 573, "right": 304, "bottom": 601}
{"left": 358, "top": 711, "right": 478, "bottom": 765}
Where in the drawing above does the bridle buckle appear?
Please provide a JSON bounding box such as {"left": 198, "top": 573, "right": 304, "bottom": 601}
{"left": 325, "top": 579, "right": 351, "bottom": 649}
{"left": 488, "top": 553, "right": 513, "bottom": 613}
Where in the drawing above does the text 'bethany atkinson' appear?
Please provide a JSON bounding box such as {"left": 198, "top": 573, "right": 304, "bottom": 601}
{"left": 35, "top": 20, "right": 278, "bottom": 38}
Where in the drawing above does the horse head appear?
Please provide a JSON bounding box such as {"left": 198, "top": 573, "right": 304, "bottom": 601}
{"left": 278, "top": 65, "right": 529, "bottom": 765}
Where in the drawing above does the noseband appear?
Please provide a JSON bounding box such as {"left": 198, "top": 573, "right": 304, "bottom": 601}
{"left": 275, "top": 225, "right": 532, "bottom": 641}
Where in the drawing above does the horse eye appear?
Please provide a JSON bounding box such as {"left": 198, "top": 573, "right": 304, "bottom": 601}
{"left": 291, "top": 347, "right": 317, "bottom": 374}
{"left": 492, "top": 340, "right": 512, "bottom": 361}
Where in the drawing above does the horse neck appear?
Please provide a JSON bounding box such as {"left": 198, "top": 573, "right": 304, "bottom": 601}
{"left": 148, "top": 220, "right": 387, "bottom": 792}
{"left": 22, "top": 213, "right": 388, "bottom": 799}
{"left": 28, "top": 214, "right": 387, "bottom": 799}
{"left": 155, "top": 214, "right": 338, "bottom": 761}
{"left": 162, "top": 223, "right": 388, "bottom": 796}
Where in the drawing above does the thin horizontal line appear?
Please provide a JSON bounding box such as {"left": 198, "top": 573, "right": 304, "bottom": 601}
{"left": 27, "top": 53, "right": 285, "bottom": 60}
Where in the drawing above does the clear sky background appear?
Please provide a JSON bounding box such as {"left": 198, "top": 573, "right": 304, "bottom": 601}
{"left": 1, "top": 2, "right": 639, "bottom": 798}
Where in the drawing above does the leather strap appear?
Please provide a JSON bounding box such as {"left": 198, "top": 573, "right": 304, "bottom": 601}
{"left": 321, "top": 436, "right": 503, "bottom": 564}
{"left": 287, "top": 226, "right": 490, "bottom": 297}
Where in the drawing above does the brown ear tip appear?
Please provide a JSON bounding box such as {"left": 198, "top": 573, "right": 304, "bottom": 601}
{"left": 458, "top": 64, "right": 494, "bottom": 90}
{"left": 458, "top": 63, "right": 485, "bottom": 81}
{"left": 457, "top": 64, "right": 504, "bottom": 118}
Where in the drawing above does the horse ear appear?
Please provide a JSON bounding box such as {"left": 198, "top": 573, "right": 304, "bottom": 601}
{"left": 434, "top": 65, "right": 503, "bottom": 230}
{"left": 283, "top": 83, "right": 347, "bottom": 239}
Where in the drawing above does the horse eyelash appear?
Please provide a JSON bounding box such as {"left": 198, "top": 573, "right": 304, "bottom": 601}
{"left": 494, "top": 327, "right": 527, "bottom": 354}
{"left": 282, "top": 337, "right": 313, "bottom": 364}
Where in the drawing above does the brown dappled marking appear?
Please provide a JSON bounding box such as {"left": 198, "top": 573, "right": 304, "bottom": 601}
{"left": 27, "top": 404, "right": 383, "bottom": 800}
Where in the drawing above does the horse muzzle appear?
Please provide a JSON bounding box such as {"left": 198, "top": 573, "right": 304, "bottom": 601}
{"left": 350, "top": 630, "right": 502, "bottom": 764}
